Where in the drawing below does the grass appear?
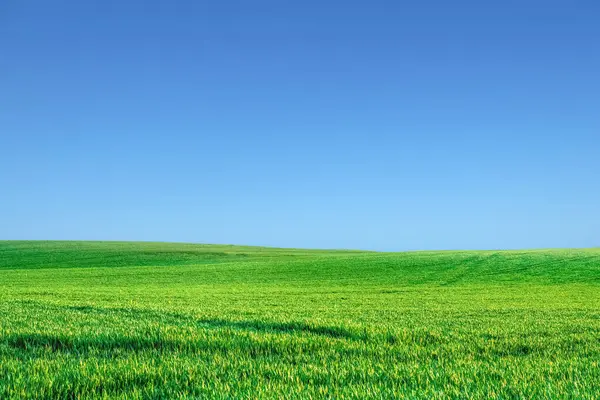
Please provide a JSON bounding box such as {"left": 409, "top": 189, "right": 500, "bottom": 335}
{"left": 1, "top": 241, "right": 599, "bottom": 399}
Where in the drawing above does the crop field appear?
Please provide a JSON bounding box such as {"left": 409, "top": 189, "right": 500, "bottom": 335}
{"left": 1, "top": 241, "right": 599, "bottom": 399}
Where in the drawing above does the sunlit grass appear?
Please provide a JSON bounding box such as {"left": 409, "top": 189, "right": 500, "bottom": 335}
{"left": 1, "top": 241, "right": 599, "bottom": 398}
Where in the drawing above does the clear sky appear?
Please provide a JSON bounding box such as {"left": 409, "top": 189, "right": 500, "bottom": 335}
{"left": 1, "top": 1, "right": 599, "bottom": 251}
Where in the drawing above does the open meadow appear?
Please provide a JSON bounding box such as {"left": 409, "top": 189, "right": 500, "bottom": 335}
{"left": 1, "top": 241, "right": 599, "bottom": 399}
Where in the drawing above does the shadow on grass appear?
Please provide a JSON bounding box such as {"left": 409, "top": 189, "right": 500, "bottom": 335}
{"left": 195, "top": 318, "right": 364, "bottom": 340}
{"left": 1, "top": 324, "right": 363, "bottom": 358}
{"left": 4, "top": 333, "right": 182, "bottom": 353}
{"left": 2, "top": 304, "right": 364, "bottom": 358}
{"left": 60, "top": 304, "right": 365, "bottom": 340}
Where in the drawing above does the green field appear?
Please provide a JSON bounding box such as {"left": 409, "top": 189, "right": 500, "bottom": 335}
{"left": 1, "top": 241, "right": 599, "bottom": 399}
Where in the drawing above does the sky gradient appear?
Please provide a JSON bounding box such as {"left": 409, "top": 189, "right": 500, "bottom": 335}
{"left": 1, "top": 1, "right": 599, "bottom": 250}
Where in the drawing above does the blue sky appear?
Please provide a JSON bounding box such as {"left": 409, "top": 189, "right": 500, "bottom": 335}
{"left": 1, "top": 1, "right": 599, "bottom": 250}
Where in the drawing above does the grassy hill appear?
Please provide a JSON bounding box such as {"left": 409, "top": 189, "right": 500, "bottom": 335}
{"left": 1, "top": 241, "right": 599, "bottom": 398}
